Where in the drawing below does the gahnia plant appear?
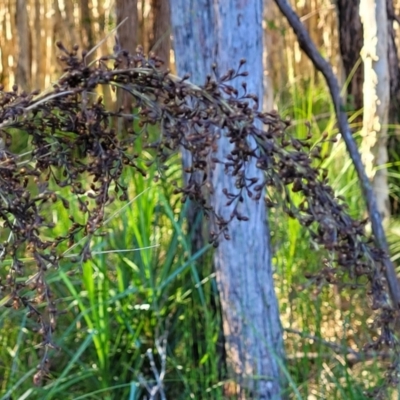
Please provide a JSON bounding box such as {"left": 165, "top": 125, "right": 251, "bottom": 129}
{"left": 0, "top": 42, "right": 397, "bottom": 397}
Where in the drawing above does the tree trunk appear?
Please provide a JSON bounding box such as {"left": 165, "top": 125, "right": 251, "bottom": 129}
{"left": 336, "top": 0, "right": 400, "bottom": 215}
{"left": 64, "top": 0, "right": 80, "bottom": 49}
{"left": 16, "top": 0, "right": 31, "bottom": 91}
{"left": 359, "top": 0, "right": 391, "bottom": 220}
{"left": 115, "top": 0, "right": 138, "bottom": 120}
{"left": 386, "top": 0, "right": 400, "bottom": 113}
{"left": 150, "top": 0, "right": 171, "bottom": 69}
{"left": 336, "top": 0, "right": 364, "bottom": 113}
{"left": 263, "top": 0, "right": 275, "bottom": 111}
{"left": 386, "top": 0, "right": 400, "bottom": 213}
{"left": 115, "top": 0, "right": 138, "bottom": 55}
{"left": 0, "top": 0, "right": 11, "bottom": 88}
{"left": 171, "top": 0, "right": 214, "bottom": 256}
{"left": 171, "top": 1, "right": 285, "bottom": 398}
{"left": 32, "top": 0, "right": 44, "bottom": 90}
{"left": 96, "top": 0, "right": 113, "bottom": 107}
{"left": 80, "top": 0, "right": 94, "bottom": 50}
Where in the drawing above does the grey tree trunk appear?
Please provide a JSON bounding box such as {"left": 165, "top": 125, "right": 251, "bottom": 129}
{"left": 171, "top": 0, "right": 214, "bottom": 255}
{"left": 359, "top": 0, "right": 391, "bottom": 220}
{"left": 171, "top": 1, "right": 285, "bottom": 398}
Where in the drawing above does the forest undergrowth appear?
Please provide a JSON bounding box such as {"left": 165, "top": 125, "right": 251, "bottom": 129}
{"left": 0, "top": 45, "right": 399, "bottom": 400}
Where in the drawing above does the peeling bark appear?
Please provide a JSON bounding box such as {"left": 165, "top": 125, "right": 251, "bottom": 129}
{"left": 359, "top": 0, "right": 390, "bottom": 220}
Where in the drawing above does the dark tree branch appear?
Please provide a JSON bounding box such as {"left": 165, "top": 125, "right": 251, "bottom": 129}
{"left": 274, "top": 0, "right": 400, "bottom": 308}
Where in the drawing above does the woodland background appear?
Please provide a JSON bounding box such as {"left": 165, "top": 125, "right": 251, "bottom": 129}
{"left": 1, "top": 0, "right": 400, "bottom": 399}
{"left": 0, "top": 0, "right": 345, "bottom": 101}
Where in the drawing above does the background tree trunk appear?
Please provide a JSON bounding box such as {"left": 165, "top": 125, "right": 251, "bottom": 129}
{"left": 15, "top": 0, "right": 31, "bottom": 91}
{"left": 32, "top": 0, "right": 44, "bottom": 90}
{"left": 263, "top": 0, "right": 276, "bottom": 111}
{"left": 171, "top": 1, "right": 285, "bottom": 398}
{"left": 337, "top": 0, "right": 400, "bottom": 215}
{"left": 386, "top": 0, "right": 400, "bottom": 116}
{"left": 64, "top": 0, "right": 80, "bottom": 49}
{"left": 0, "top": 0, "right": 12, "bottom": 88}
{"left": 80, "top": 0, "right": 94, "bottom": 50}
{"left": 336, "top": 0, "right": 364, "bottom": 114}
{"left": 115, "top": 0, "right": 138, "bottom": 119}
{"left": 96, "top": 0, "right": 113, "bottom": 106}
{"left": 385, "top": 0, "right": 400, "bottom": 213}
{"left": 359, "top": 0, "right": 391, "bottom": 220}
{"left": 150, "top": 0, "right": 171, "bottom": 69}
{"left": 115, "top": 0, "right": 138, "bottom": 55}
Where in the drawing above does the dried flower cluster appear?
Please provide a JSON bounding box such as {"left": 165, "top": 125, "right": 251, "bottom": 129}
{"left": 0, "top": 42, "right": 398, "bottom": 393}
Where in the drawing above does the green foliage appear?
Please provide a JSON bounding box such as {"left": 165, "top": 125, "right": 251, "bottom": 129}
{"left": 1, "top": 156, "right": 223, "bottom": 399}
